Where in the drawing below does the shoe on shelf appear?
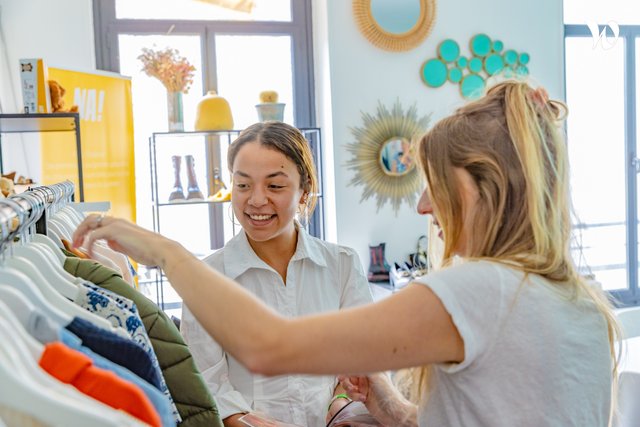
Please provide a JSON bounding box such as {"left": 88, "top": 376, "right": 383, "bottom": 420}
{"left": 208, "top": 188, "right": 231, "bottom": 203}
{"left": 169, "top": 155, "right": 186, "bottom": 203}
{"left": 367, "top": 243, "right": 390, "bottom": 283}
{"left": 209, "top": 167, "right": 228, "bottom": 198}
{"left": 368, "top": 272, "right": 390, "bottom": 283}
{"left": 185, "top": 155, "right": 204, "bottom": 201}
{"left": 187, "top": 187, "right": 204, "bottom": 201}
{"left": 390, "top": 262, "right": 412, "bottom": 288}
{"left": 169, "top": 187, "right": 185, "bottom": 202}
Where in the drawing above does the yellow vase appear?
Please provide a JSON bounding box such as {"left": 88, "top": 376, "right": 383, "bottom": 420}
{"left": 194, "top": 90, "right": 234, "bottom": 131}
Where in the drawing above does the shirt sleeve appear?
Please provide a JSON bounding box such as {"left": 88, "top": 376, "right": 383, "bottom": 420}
{"left": 338, "top": 246, "right": 374, "bottom": 308}
{"left": 181, "top": 304, "right": 252, "bottom": 419}
{"left": 413, "top": 261, "right": 507, "bottom": 373}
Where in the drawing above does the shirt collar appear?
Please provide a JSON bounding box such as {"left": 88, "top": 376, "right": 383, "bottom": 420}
{"left": 223, "top": 222, "right": 327, "bottom": 280}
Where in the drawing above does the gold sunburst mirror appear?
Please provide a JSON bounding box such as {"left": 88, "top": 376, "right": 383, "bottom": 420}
{"left": 346, "top": 101, "right": 431, "bottom": 215}
{"left": 353, "top": 0, "right": 437, "bottom": 52}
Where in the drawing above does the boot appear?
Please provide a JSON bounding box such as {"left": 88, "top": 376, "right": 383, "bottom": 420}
{"left": 185, "top": 154, "right": 204, "bottom": 201}
{"left": 368, "top": 243, "right": 390, "bottom": 282}
{"left": 208, "top": 167, "right": 231, "bottom": 202}
{"left": 169, "top": 155, "right": 185, "bottom": 202}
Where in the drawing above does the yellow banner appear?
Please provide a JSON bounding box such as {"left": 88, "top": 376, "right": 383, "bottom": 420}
{"left": 41, "top": 68, "right": 136, "bottom": 223}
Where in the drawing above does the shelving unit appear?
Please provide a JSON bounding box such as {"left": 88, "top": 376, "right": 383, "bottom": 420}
{"left": 149, "top": 129, "right": 241, "bottom": 256}
{"left": 148, "top": 127, "right": 323, "bottom": 311}
{"left": 0, "top": 113, "right": 84, "bottom": 201}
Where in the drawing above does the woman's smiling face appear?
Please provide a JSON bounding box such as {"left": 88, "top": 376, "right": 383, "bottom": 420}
{"left": 231, "top": 141, "right": 305, "bottom": 243}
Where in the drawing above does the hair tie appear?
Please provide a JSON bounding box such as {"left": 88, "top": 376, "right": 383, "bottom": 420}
{"left": 530, "top": 87, "right": 549, "bottom": 109}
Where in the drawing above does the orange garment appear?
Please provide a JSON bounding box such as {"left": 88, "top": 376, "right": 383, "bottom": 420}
{"left": 39, "top": 342, "right": 161, "bottom": 427}
{"left": 62, "top": 239, "right": 90, "bottom": 259}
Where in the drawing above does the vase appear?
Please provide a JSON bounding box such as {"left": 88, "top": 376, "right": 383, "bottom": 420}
{"left": 255, "top": 103, "right": 285, "bottom": 122}
{"left": 194, "top": 90, "right": 234, "bottom": 131}
{"left": 167, "top": 91, "right": 184, "bottom": 132}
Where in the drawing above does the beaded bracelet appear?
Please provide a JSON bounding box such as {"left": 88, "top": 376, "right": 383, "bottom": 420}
{"left": 327, "top": 393, "right": 352, "bottom": 411}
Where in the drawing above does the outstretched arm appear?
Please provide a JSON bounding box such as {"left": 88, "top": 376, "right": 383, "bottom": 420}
{"left": 73, "top": 216, "right": 464, "bottom": 375}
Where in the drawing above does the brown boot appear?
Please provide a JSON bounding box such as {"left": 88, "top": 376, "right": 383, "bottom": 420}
{"left": 169, "top": 155, "right": 185, "bottom": 202}
{"left": 185, "top": 154, "right": 204, "bottom": 201}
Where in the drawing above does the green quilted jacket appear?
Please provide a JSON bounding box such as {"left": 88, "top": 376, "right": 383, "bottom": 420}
{"left": 63, "top": 254, "right": 223, "bottom": 427}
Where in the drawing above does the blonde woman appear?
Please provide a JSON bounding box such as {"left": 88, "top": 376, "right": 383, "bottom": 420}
{"left": 74, "top": 81, "right": 619, "bottom": 427}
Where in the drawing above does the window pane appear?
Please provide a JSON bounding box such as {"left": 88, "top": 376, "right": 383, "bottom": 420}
{"left": 636, "top": 38, "right": 640, "bottom": 290}
{"left": 564, "top": 0, "right": 640, "bottom": 25}
{"left": 116, "top": 0, "right": 291, "bottom": 22}
{"left": 118, "top": 35, "right": 204, "bottom": 237}
{"left": 215, "top": 35, "right": 294, "bottom": 128}
{"left": 565, "top": 37, "right": 627, "bottom": 291}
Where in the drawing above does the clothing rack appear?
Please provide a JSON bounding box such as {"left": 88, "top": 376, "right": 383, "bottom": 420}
{"left": 0, "top": 181, "right": 75, "bottom": 241}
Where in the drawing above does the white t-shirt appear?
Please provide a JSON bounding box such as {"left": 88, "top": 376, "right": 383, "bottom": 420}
{"left": 414, "top": 260, "right": 612, "bottom": 427}
{"left": 181, "top": 227, "right": 373, "bottom": 427}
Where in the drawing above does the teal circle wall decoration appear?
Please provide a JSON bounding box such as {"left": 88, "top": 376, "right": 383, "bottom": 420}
{"left": 516, "top": 65, "right": 529, "bottom": 77}
{"left": 422, "top": 58, "right": 448, "bottom": 87}
{"left": 420, "top": 34, "right": 531, "bottom": 99}
{"left": 484, "top": 54, "right": 504, "bottom": 76}
{"left": 469, "top": 57, "right": 483, "bottom": 73}
{"left": 448, "top": 67, "right": 463, "bottom": 83}
{"left": 461, "top": 74, "right": 485, "bottom": 99}
{"left": 470, "top": 34, "right": 491, "bottom": 57}
{"left": 504, "top": 50, "right": 518, "bottom": 65}
{"left": 438, "top": 39, "right": 460, "bottom": 63}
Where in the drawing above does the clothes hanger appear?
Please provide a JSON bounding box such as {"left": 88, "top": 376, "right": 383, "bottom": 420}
{"left": 0, "top": 267, "right": 69, "bottom": 327}
{"left": 29, "top": 187, "right": 66, "bottom": 248}
{"left": 0, "top": 308, "right": 130, "bottom": 427}
{"left": 0, "top": 295, "right": 42, "bottom": 360}
{"left": 1, "top": 252, "right": 127, "bottom": 334}
{"left": 14, "top": 190, "right": 126, "bottom": 292}
{"left": 0, "top": 199, "right": 79, "bottom": 299}
{"left": 0, "top": 204, "right": 69, "bottom": 330}
{"left": 12, "top": 192, "right": 67, "bottom": 264}
{"left": 0, "top": 208, "right": 126, "bottom": 336}
{"left": 10, "top": 198, "right": 76, "bottom": 281}
{"left": 39, "top": 184, "right": 78, "bottom": 236}
{"left": 0, "top": 284, "right": 38, "bottom": 335}
{"left": 57, "top": 180, "right": 86, "bottom": 226}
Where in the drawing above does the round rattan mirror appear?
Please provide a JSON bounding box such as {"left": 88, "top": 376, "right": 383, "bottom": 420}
{"left": 353, "top": 0, "right": 436, "bottom": 52}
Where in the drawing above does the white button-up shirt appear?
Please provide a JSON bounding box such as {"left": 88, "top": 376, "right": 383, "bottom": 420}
{"left": 181, "top": 227, "right": 373, "bottom": 427}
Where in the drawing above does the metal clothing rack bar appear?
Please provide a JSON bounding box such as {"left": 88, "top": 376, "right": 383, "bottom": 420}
{"left": 0, "top": 181, "right": 76, "bottom": 241}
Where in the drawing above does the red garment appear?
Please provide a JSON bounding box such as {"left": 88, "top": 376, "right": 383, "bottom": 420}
{"left": 39, "top": 342, "right": 161, "bottom": 427}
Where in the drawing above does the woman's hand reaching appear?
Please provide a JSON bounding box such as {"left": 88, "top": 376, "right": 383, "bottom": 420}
{"left": 72, "top": 214, "right": 183, "bottom": 268}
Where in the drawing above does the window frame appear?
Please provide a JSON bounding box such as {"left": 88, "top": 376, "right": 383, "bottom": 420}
{"left": 92, "top": 0, "right": 315, "bottom": 127}
{"left": 92, "top": 0, "right": 324, "bottom": 241}
{"left": 564, "top": 23, "right": 640, "bottom": 306}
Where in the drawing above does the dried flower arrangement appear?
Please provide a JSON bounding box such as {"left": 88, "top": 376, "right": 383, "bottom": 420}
{"left": 138, "top": 47, "right": 196, "bottom": 93}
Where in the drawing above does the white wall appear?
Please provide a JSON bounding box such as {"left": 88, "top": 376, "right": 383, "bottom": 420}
{"left": 314, "top": 0, "right": 565, "bottom": 268}
{"left": 0, "top": 0, "right": 95, "bottom": 181}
